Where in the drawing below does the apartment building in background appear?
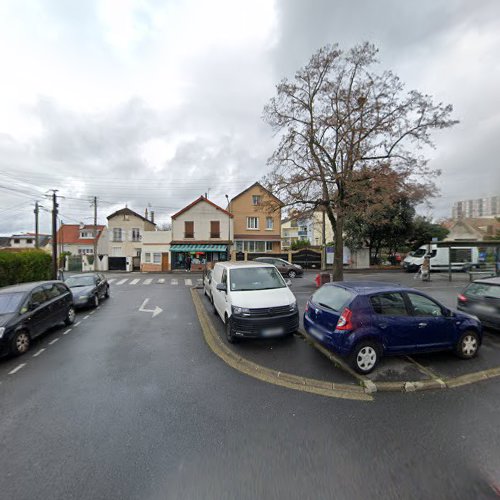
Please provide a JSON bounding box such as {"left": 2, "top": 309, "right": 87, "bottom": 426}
{"left": 281, "top": 211, "right": 334, "bottom": 249}
{"left": 229, "top": 182, "right": 283, "bottom": 254}
{"left": 452, "top": 195, "right": 500, "bottom": 219}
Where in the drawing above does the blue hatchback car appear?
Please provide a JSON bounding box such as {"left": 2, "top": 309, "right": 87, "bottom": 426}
{"left": 303, "top": 282, "right": 483, "bottom": 374}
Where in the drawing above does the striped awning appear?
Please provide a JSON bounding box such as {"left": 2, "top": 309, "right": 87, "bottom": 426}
{"left": 170, "top": 244, "right": 227, "bottom": 252}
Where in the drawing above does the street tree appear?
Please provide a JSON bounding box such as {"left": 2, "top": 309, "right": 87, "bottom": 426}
{"left": 409, "top": 216, "right": 449, "bottom": 249}
{"left": 263, "top": 43, "right": 458, "bottom": 280}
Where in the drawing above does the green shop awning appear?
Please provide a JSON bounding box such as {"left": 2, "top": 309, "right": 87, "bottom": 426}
{"left": 170, "top": 244, "right": 227, "bottom": 252}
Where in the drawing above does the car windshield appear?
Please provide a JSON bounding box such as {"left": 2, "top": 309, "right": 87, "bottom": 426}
{"left": 0, "top": 292, "right": 25, "bottom": 314}
{"left": 465, "top": 283, "right": 500, "bottom": 299}
{"left": 229, "top": 267, "right": 286, "bottom": 291}
{"left": 65, "top": 276, "right": 96, "bottom": 287}
{"left": 312, "top": 286, "right": 354, "bottom": 312}
{"left": 412, "top": 249, "right": 427, "bottom": 258}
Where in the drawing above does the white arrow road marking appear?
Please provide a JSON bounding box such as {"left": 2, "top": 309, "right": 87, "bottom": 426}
{"left": 139, "top": 298, "right": 163, "bottom": 318}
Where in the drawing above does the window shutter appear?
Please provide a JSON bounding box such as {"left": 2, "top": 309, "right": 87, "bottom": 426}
{"left": 185, "top": 221, "right": 194, "bottom": 238}
{"left": 210, "top": 221, "right": 220, "bottom": 238}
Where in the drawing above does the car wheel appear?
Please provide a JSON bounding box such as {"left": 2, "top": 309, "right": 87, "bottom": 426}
{"left": 93, "top": 295, "right": 99, "bottom": 308}
{"left": 64, "top": 306, "right": 76, "bottom": 326}
{"left": 225, "top": 316, "right": 238, "bottom": 344}
{"left": 455, "top": 330, "right": 479, "bottom": 359}
{"left": 288, "top": 270, "right": 297, "bottom": 279}
{"left": 350, "top": 342, "right": 380, "bottom": 374}
{"left": 11, "top": 330, "right": 31, "bottom": 356}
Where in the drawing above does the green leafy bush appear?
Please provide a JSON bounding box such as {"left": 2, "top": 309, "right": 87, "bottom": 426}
{"left": 0, "top": 251, "right": 52, "bottom": 287}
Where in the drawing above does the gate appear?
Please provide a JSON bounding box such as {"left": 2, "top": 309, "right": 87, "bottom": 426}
{"left": 108, "top": 257, "right": 127, "bottom": 271}
{"left": 132, "top": 256, "right": 140, "bottom": 271}
{"left": 67, "top": 255, "right": 82, "bottom": 272}
{"left": 291, "top": 249, "right": 322, "bottom": 269}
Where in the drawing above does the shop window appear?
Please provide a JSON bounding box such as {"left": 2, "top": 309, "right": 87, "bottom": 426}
{"left": 247, "top": 217, "right": 259, "bottom": 229}
{"left": 185, "top": 221, "right": 194, "bottom": 238}
{"left": 255, "top": 241, "right": 265, "bottom": 252}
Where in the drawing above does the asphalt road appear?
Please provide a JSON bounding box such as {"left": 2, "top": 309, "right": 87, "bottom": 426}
{"left": 1, "top": 272, "right": 500, "bottom": 499}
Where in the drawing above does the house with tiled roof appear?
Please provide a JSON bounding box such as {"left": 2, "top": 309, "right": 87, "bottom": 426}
{"left": 444, "top": 218, "right": 500, "bottom": 241}
{"left": 170, "top": 196, "right": 233, "bottom": 270}
{"left": 57, "top": 224, "right": 107, "bottom": 256}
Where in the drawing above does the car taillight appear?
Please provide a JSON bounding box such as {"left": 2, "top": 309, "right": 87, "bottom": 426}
{"left": 336, "top": 307, "right": 353, "bottom": 331}
{"left": 305, "top": 301, "right": 310, "bottom": 313}
{"left": 458, "top": 294, "right": 467, "bottom": 303}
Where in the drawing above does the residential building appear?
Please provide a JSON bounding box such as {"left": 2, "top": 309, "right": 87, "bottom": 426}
{"left": 452, "top": 196, "right": 500, "bottom": 219}
{"left": 106, "top": 207, "right": 156, "bottom": 270}
{"left": 170, "top": 196, "right": 233, "bottom": 270}
{"left": 444, "top": 218, "right": 500, "bottom": 241}
{"left": 141, "top": 230, "right": 172, "bottom": 272}
{"left": 57, "top": 225, "right": 107, "bottom": 256}
{"left": 229, "top": 182, "right": 282, "bottom": 254}
{"left": 281, "top": 211, "right": 334, "bottom": 249}
{"left": 9, "top": 233, "right": 51, "bottom": 250}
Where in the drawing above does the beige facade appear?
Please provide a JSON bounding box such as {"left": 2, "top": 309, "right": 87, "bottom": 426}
{"left": 106, "top": 208, "right": 156, "bottom": 258}
{"left": 230, "top": 182, "right": 282, "bottom": 254}
{"left": 141, "top": 230, "right": 172, "bottom": 272}
{"left": 281, "top": 211, "right": 334, "bottom": 249}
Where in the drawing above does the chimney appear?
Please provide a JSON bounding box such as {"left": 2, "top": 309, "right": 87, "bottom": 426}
{"left": 145, "top": 208, "right": 149, "bottom": 220}
{"left": 151, "top": 211, "right": 155, "bottom": 224}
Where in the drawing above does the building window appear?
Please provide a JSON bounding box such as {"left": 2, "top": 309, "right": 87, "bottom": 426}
{"left": 236, "top": 241, "right": 243, "bottom": 252}
{"left": 113, "top": 228, "right": 122, "bottom": 242}
{"left": 185, "top": 221, "right": 194, "bottom": 238}
{"left": 145, "top": 252, "right": 151, "bottom": 263}
{"left": 266, "top": 217, "right": 274, "bottom": 230}
{"left": 255, "top": 241, "right": 265, "bottom": 252}
{"left": 26, "top": 238, "right": 33, "bottom": 244}
{"left": 210, "top": 221, "right": 220, "bottom": 239}
{"left": 132, "top": 228, "right": 141, "bottom": 242}
{"left": 135, "top": 248, "right": 141, "bottom": 257}
{"left": 153, "top": 253, "right": 161, "bottom": 264}
{"left": 252, "top": 195, "right": 262, "bottom": 206}
{"left": 266, "top": 241, "right": 273, "bottom": 251}
{"left": 80, "top": 231, "right": 91, "bottom": 238}
{"left": 13, "top": 239, "right": 20, "bottom": 244}
{"left": 247, "top": 217, "right": 259, "bottom": 229}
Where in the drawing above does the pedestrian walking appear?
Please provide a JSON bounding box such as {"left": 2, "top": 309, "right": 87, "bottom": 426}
{"left": 185, "top": 255, "right": 192, "bottom": 272}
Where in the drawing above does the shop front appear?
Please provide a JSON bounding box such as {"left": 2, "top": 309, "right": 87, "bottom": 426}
{"left": 170, "top": 244, "right": 229, "bottom": 271}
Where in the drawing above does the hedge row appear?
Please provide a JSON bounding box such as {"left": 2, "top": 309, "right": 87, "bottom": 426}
{"left": 0, "top": 250, "right": 52, "bottom": 288}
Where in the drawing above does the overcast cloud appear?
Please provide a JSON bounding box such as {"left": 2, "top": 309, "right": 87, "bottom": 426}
{"left": 0, "top": 0, "right": 499, "bottom": 235}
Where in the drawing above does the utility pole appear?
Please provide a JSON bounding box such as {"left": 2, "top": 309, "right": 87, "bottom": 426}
{"left": 34, "top": 201, "right": 40, "bottom": 249}
{"left": 91, "top": 196, "right": 98, "bottom": 271}
{"left": 50, "top": 190, "right": 58, "bottom": 279}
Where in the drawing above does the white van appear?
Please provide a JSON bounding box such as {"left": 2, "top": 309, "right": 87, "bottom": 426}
{"left": 210, "top": 261, "right": 299, "bottom": 343}
{"left": 403, "top": 244, "right": 479, "bottom": 272}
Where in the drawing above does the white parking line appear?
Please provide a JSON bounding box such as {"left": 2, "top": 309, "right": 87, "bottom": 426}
{"left": 171, "top": 279, "right": 178, "bottom": 285}
{"left": 130, "top": 278, "right": 140, "bottom": 285}
{"left": 158, "top": 278, "right": 165, "bottom": 283}
{"left": 33, "top": 348, "right": 45, "bottom": 357}
{"left": 9, "top": 363, "right": 26, "bottom": 375}
{"left": 89, "top": 310, "right": 95, "bottom": 315}
{"left": 63, "top": 328, "right": 72, "bottom": 335}
{"left": 108, "top": 278, "right": 116, "bottom": 283}
{"left": 48, "top": 338, "right": 59, "bottom": 345}
{"left": 116, "top": 278, "right": 128, "bottom": 285}
{"left": 143, "top": 278, "right": 153, "bottom": 285}
{"left": 83, "top": 315, "right": 90, "bottom": 320}
{"left": 185, "top": 279, "right": 192, "bottom": 286}
{"left": 74, "top": 321, "right": 81, "bottom": 327}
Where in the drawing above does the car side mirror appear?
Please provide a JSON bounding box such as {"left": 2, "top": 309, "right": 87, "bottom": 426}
{"left": 216, "top": 283, "right": 227, "bottom": 292}
{"left": 444, "top": 308, "right": 454, "bottom": 318}
{"left": 285, "top": 279, "right": 292, "bottom": 287}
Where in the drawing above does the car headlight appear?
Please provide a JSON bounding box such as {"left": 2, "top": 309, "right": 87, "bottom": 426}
{"left": 295, "top": 265, "right": 302, "bottom": 269}
{"left": 232, "top": 306, "right": 251, "bottom": 316}
{"left": 0, "top": 327, "right": 5, "bottom": 339}
{"left": 289, "top": 301, "right": 297, "bottom": 312}
{"left": 79, "top": 295, "right": 89, "bottom": 301}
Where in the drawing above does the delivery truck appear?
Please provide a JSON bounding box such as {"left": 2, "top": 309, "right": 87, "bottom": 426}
{"left": 403, "top": 244, "right": 479, "bottom": 272}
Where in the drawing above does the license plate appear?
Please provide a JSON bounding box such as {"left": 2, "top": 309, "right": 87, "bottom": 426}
{"left": 308, "top": 328, "right": 324, "bottom": 341}
{"left": 262, "top": 327, "right": 284, "bottom": 337}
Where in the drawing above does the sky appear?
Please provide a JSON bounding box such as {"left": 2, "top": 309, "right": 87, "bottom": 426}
{"left": 0, "top": 0, "right": 499, "bottom": 235}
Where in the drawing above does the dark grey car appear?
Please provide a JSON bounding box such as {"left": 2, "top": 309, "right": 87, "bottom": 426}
{"left": 254, "top": 257, "right": 303, "bottom": 278}
{"left": 457, "top": 277, "right": 500, "bottom": 330}
{"left": 65, "top": 273, "right": 110, "bottom": 309}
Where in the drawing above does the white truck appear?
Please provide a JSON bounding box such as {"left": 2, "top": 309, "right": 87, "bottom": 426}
{"left": 403, "top": 244, "right": 479, "bottom": 272}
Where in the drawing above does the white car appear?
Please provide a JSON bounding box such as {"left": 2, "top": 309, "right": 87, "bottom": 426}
{"left": 203, "top": 270, "right": 213, "bottom": 300}
{"left": 210, "top": 261, "right": 299, "bottom": 343}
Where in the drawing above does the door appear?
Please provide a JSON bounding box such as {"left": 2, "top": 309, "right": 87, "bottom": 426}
{"left": 405, "top": 292, "right": 455, "bottom": 350}
{"left": 369, "top": 292, "right": 416, "bottom": 353}
{"left": 213, "top": 269, "right": 228, "bottom": 318}
{"left": 108, "top": 257, "right": 127, "bottom": 270}
{"left": 161, "top": 253, "right": 169, "bottom": 272}
{"left": 23, "top": 287, "right": 50, "bottom": 337}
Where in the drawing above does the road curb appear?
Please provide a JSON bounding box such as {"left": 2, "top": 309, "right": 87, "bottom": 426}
{"left": 191, "top": 289, "right": 372, "bottom": 401}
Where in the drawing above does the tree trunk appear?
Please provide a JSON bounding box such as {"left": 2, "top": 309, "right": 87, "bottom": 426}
{"left": 332, "top": 214, "right": 344, "bottom": 281}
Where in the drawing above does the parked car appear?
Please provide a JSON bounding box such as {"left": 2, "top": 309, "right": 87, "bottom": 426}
{"left": 210, "top": 261, "right": 298, "bottom": 343}
{"left": 303, "top": 281, "right": 482, "bottom": 374}
{"left": 0, "top": 281, "right": 75, "bottom": 356}
{"left": 253, "top": 257, "right": 303, "bottom": 278}
{"left": 457, "top": 277, "right": 500, "bottom": 330}
{"left": 403, "top": 244, "right": 479, "bottom": 272}
{"left": 203, "top": 269, "right": 213, "bottom": 300}
{"left": 65, "top": 273, "right": 109, "bottom": 309}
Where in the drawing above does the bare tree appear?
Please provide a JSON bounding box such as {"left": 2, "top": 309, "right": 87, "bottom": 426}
{"left": 263, "top": 43, "right": 458, "bottom": 280}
